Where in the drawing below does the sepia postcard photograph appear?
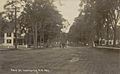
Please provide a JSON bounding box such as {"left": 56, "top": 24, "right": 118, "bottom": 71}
{"left": 0, "top": 0, "right": 120, "bottom": 74}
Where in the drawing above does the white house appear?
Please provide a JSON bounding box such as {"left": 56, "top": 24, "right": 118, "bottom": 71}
{"left": 0, "top": 22, "right": 27, "bottom": 48}
{"left": 4, "top": 32, "right": 14, "bottom": 46}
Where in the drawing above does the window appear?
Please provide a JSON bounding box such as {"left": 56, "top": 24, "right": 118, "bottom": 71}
{"left": 7, "top": 39, "right": 12, "bottom": 43}
{"left": 7, "top": 33, "right": 11, "bottom": 37}
{"left": 109, "top": 41, "right": 112, "bottom": 45}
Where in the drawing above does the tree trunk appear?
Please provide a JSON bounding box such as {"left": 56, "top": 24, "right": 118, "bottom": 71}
{"left": 14, "top": 6, "right": 17, "bottom": 49}
{"left": 34, "top": 24, "right": 38, "bottom": 48}
{"left": 113, "top": 24, "right": 117, "bottom": 47}
{"left": 106, "top": 23, "right": 109, "bottom": 46}
{"left": 96, "top": 25, "right": 100, "bottom": 46}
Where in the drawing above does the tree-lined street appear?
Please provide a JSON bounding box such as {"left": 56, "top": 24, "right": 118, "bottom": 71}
{"left": 0, "top": 47, "right": 120, "bottom": 74}
{"left": 0, "top": 0, "right": 120, "bottom": 74}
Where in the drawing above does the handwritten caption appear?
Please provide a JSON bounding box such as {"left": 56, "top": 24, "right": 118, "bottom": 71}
{"left": 11, "top": 68, "right": 50, "bottom": 73}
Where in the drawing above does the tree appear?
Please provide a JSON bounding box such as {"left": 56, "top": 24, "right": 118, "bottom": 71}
{"left": 107, "top": 0, "right": 120, "bottom": 46}
{"left": 18, "top": 0, "right": 64, "bottom": 48}
{"left": 3, "top": 0, "right": 24, "bottom": 49}
{"left": 69, "top": 0, "right": 97, "bottom": 45}
{"left": 69, "top": 0, "right": 120, "bottom": 46}
{"left": 0, "top": 12, "right": 8, "bottom": 36}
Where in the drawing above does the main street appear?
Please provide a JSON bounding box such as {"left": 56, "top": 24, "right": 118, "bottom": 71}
{"left": 0, "top": 47, "right": 120, "bottom": 74}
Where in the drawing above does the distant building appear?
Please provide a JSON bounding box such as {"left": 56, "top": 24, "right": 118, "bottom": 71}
{"left": 100, "top": 39, "right": 120, "bottom": 46}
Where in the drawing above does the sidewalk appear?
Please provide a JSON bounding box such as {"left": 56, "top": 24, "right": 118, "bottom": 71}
{"left": 95, "top": 46, "right": 120, "bottom": 50}
{"left": 0, "top": 48, "right": 32, "bottom": 51}
{"left": 0, "top": 48, "right": 9, "bottom": 51}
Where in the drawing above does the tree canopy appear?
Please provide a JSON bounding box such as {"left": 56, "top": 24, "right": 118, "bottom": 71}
{"left": 19, "top": 0, "right": 64, "bottom": 43}
{"left": 0, "top": 0, "right": 64, "bottom": 48}
{"left": 69, "top": 0, "right": 120, "bottom": 46}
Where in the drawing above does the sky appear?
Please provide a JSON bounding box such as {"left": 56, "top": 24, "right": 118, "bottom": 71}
{"left": 0, "top": 0, "right": 7, "bottom": 11}
{"left": 54, "top": 0, "right": 80, "bottom": 33}
{"left": 0, "top": 0, "right": 80, "bottom": 33}
{"left": 54, "top": 0, "right": 80, "bottom": 24}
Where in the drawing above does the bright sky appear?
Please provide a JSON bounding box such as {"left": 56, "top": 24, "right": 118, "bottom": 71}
{"left": 0, "top": 0, "right": 80, "bottom": 32}
{"left": 0, "top": 0, "right": 7, "bottom": 11}
{"left": 55, "top": 0, "right": 80, "bottom": 33}
{"left": 54, "top": 0, "right": 80, "bottom": 24}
